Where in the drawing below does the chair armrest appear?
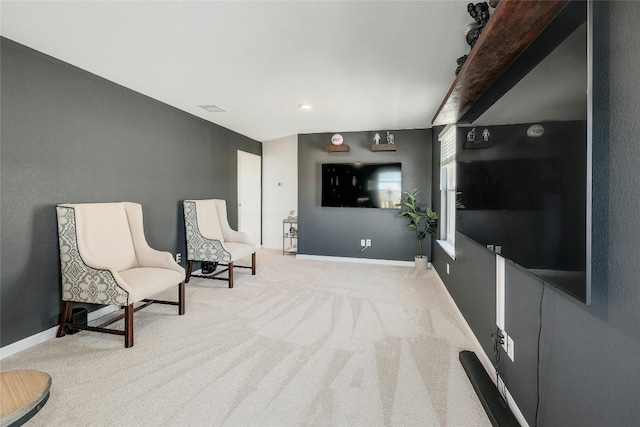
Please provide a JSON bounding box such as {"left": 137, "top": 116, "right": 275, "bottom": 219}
{"left": 76, "top": 252, "right": 183, "bottom": 301}
{"left": 60, "top": 251, "right": 133, "bottom": 303}
{"left": 76, "top": 253, "right": 116, "bottom": 273}
{"left": 135, "top": 246, "right": 186, "bottom": 279}
{"left": 223, "top": 229, "right": 255, "bottom": 247}
{"left": 188, "top": 235, "right": 233, "bottom": 263}
{"left": 72, "top": 225, "right": 184, "bottom": 288}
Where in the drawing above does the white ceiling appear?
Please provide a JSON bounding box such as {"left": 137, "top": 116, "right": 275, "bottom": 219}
{"left": 1, "top": 1, "right": 473, "bottom": 142}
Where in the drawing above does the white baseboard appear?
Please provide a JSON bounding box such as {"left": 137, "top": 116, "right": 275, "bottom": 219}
{"left": 433, "top": 271, "right": 529, "bottom": 427}
{"left": 295, "top": 254, "right": 415, "bottom": 267}
{"left": 0, "top": 305, "right": 119, "bottom": 360}
{"left": 497, "top": 375, "right": 528, "bottom": 427}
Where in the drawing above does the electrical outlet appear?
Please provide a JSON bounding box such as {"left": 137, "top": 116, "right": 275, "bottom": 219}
{"left": 366, "top": 238, "right": 371, "bottom": 247}
{"left": 361, "top": 239, "right": 366, "bottom": 247}
{"left": 446, "top": 263, "right": 450, "bottom": 274}
{"left": 501, "top": 330, "right": 508, "bottom": 353}
{"left": 500, "top": 330, "right": 515, "bottom": 362}
{"left": 495, "top": 245, "right": 502, "bottom": 255}
{"left": 175, "top": 253, "right": 182, "bottom": 263}
{"left": 507, "top": 335, "right": 515, "bottom": 361}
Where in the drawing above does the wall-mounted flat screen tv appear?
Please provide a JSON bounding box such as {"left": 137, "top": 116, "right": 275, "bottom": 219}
{"left": 455, "top": 1, "right": 591, "bottom": 304}
{"left": 321, "top": 163, "right": 401, "bottom": 208}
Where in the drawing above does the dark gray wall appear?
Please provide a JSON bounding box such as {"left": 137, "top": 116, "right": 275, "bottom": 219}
{"left": 0, "top": 38, "right": 261, "bottom": 347}
{"left": 298, "top": 130, "right": 432, "bottom": 261}
{"left": 432, "top": 3, "right": 640, "bottom": 426}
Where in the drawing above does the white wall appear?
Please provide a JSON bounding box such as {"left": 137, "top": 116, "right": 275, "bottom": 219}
{"left": 262, "top": 135, "right": 298, "bottom": 249}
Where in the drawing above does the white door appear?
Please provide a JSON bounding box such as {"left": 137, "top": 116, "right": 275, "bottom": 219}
{"left": 237, "top": 150, "right": 262, "bottom": 246}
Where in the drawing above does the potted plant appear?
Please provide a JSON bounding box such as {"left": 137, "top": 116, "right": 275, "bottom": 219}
{"left": 396, "top": 188, "right": 438, "bottom": 269}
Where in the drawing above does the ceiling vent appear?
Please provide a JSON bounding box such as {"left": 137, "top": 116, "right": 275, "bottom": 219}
{"left": 199, "top": 104, "right": 226, "bottom": 113}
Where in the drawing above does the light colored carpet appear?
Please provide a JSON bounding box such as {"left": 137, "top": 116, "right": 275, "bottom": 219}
{"left": 1, "top": 249, "right": 490, "bottom": 427}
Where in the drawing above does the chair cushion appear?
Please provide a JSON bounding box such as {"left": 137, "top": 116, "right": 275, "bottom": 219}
{"left": 75, "top": 203, "right": 138, "bottom": 272}
{"left": 224, "top": 242, "right": 255, "bottom": 262}
{"left": 118, "top": 268, "right": 184, "bottom": 303}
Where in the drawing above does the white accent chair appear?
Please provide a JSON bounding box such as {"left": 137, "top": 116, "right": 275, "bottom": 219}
{"left": 56, "top": 202, "right": 185, "bottom": 348}
{"left": 183, "top": 199, "right": 256, "bottom": 288}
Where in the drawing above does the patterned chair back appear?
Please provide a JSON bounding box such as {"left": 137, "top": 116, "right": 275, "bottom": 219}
{"left": 56, "top": 202, "right": 141, "bottom": 305}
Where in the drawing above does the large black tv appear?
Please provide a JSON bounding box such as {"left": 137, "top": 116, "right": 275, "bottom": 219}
{"left": 456, "top": 1, "right": 591, "bottom": 303}
{"left": 458, "top": 158, "right": 558, "bottom": 211}
{"left": 322, "top": 163, "right": 401, "bottom": 208}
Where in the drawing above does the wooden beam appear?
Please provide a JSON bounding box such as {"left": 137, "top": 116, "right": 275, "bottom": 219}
{"left": 432, "top": 0, "right": 570, "bottom": 126}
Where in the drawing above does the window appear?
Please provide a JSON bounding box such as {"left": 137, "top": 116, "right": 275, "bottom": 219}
{"left": 438, "top": 124, "right": 456, "bottom": 259}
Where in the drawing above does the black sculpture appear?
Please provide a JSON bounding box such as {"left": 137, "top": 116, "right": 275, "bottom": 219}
{"left": 454, "top": 2, "right": 491, "bottom": 75}
{"left": 455, "top": 55, "right": 468, "bottom": 76}
{"left": 466, "top": 2, "right": 491, "bottom": 48}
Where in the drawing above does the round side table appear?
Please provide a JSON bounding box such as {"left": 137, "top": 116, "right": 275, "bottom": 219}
{"left": 0, "top": 370, "right": 51, "bottom": 426}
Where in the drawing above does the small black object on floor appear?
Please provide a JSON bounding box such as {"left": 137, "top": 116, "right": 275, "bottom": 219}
{"left": 201, "top": 261, "right": 218, "bottom": 275}
{"left": 459, "top": 350, "right": 519, "bottom": 427}
{"left": 68, "top": 307, "right": 87, "bottom": 335}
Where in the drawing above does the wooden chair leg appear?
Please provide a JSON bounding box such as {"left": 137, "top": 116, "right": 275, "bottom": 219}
{"left": 124, "top": 304, "right": 134, "bottom": 348}
{"left": 56, "top": 301, "right": 73, "bottom": 338}
{"left": 178, "top": 281, "right": 185, "bottom": 315}
{"left": 251, "top": 252, "right": 256, "bottom": 275}
{"left": 228, "top": 262, "right": 234, "bottom": 288}
{"left": 185, "top": 260, "right": 193, "bottom": 283}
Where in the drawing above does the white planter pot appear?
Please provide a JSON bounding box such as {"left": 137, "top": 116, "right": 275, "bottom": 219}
{"left": 414, "top": 255, "right": 429, "bottom": 269}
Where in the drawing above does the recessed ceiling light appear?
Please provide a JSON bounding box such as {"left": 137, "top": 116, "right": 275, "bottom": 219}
{"left": 299, "top": 104, "right": 312, "bottom": 110}
{"left": 199, "top": 104, "right": 226, "bottom": 113}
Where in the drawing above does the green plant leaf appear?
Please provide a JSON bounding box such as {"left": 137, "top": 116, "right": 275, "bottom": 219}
{"left": 396, "top": 188, "right": 438, "bottom": 254}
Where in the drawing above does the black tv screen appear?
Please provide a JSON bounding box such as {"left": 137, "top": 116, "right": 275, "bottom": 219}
{"left": 458, "top": 158, "right": 559, "bottom": 211}
{"left": 322, "top": 163, "right": 401, "bottom": 208}
{"left": 457, "top": 121, "right": 587, "bottom": 291}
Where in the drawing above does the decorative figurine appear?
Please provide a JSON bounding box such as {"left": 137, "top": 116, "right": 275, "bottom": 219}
{"left": 466, "top": 2, "right": 490, "bottom": 48}
{"left": 467, "top": 128, "right": 476, "bottom": 142}
{"left": 331, "top": 134, "right": 344, "bottom": 145}
{"left": 455, "top": 54, "right": 468, "bottom": 75}
{"left": 527, "top": 124, "right": 545, "bottom": 138}
{"left": 454, "top": 2, "right": 491, "bottom": 75}
{"left": 387, "top": 131, "right": 395, "bottom": 145}
{"left": 482, "top": 128, "right": 491, "bottom": 141}
{"left": 373, "top": 133, "right": 382, "bottom": 144}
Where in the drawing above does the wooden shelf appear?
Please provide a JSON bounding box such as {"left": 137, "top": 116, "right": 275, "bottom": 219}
{"left": 371, "top": 144, "right": 396, "bottom": 152}
{"left": 431, "top": 0, "right": 572, "bottom": 126}
{"left": 324, "top": 145, "right": 349, "bottom": 152}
